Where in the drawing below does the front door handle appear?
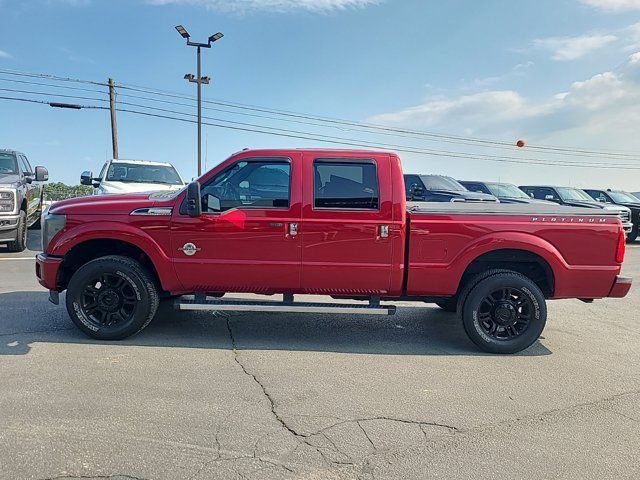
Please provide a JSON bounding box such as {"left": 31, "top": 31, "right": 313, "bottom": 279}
{"left": 289, "top": 223, "right": 298, "bottom": 237}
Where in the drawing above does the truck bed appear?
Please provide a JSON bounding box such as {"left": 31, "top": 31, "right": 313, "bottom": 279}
{"left": 406, "top": 201, "right": 619, "bottom": 216}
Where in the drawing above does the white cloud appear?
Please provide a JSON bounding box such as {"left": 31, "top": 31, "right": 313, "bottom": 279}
{"left": 368, "top": 54, "right": 640, "bottom": 145}
{"left": 580, "top": 0, "right": 640, "bottom": 12}
{"left": 146, "top": 0, "right": 380, "bottom": 13}
{"left": 0, "top": 49, "right": 11, "bottom": 59}
{"left": 534, "top": 33, "right": 617, "bottom": 60}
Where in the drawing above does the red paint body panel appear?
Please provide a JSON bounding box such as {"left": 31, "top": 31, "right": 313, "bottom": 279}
{"left": 38, "top": 148, "right": 630, "bottom": 301}
{"left": 405, "top": 213, "right": 623, "bottom": 299}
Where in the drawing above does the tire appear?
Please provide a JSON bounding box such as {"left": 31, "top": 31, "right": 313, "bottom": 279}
{"left": 627, "top": 229, "right": 638, "bottom": 243}
{"left": 65, "top": 255, "right": 159, "bottom": 340}
{"left": 458, "top": 270, "right": 547, "bottom": 354}
{"left": 6, "top": 211, "right": 27, "bottom": 252}
{"left": 435, "top": 298, "right": 457, "bottom": 312}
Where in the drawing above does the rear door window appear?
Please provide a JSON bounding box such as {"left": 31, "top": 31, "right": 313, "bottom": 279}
{"left": 314, "top": 160, "right": 379, "bottom": 210}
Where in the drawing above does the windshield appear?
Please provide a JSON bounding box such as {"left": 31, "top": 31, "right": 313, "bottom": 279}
{"left": 0, "top": 153, "right": 18, "bottom": 174}
{"left": 608, "top": 191, "right": 640, "bottom": 203}
{"left": 488, "top": 183, "right": 529, "bottom": 198}
{"left": 556, "top": 187, "right": 595, "bottom": 202}
{"left": 419, "top": 175, "right": 466, "bottom": 192}
{"left": 106, "top": 163, "right": 183, "bottom": 185}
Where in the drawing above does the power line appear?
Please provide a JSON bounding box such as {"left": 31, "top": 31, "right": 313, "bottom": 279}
{"left": 3, "top": 68, "right": 640, "bottom": 160}
{"left": 3, "top": 88, "right": 640, "bottom": 169}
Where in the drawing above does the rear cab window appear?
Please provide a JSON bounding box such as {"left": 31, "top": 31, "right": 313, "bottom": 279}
{"left": 314, "top": 160, "right": 379, "bottom": 210}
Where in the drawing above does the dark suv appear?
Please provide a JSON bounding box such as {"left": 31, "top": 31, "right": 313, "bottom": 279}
{"left": 519, "top": 185, "right": 633, "bottom": 237}
{"left": 0, "top": 149, "right": 49, "bottom": 252}
{"left": 583, "top": 189, "right": 640, "bottom": 242}
{"left": 404, "top": 174, "right": 498, "bottom": 203}
{"left": 459, "top": 181, "right": 552, "bottom": 204}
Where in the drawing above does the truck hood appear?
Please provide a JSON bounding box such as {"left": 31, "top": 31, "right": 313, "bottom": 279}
{"left": 430, "top": 189, "right": 498, "bottom": 202}
{"left": 561, "top": 200, "right": 603, "bottom": 209}
{"left": 49, "top": 193, "right": 157, "bottom": 215}
{"left": 98, "top": 181, "right": 183, "bottom": 195}
{"left": 496, "top": 197, "right": 555, "bottom": 205}
{"left": 0, "top": 173, "right": 20, "bottom": 187}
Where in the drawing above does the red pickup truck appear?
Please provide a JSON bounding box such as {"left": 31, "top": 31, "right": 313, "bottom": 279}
{"left": 36, "top": 149, "right": 632, "bottom": 353}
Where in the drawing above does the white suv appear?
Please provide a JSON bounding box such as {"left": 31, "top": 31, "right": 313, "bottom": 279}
{"left": 81, "top": 159, "right": 185, "bottom": 195}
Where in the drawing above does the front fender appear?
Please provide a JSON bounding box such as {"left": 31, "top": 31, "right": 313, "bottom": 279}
{"left": 49, "top": 221, "right": 179, "bottom": 292}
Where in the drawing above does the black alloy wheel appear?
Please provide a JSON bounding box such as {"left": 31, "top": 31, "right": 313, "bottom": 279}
{"left": 66, "top": 255, "right": 159, "bottom": 340}
{"left": 80, "top": 272, "right": 139, "bottom": 328}
{"left": 458, "top": 270, "right": 547, "bottom": 354}
{"left": 476, "top": 287, "right": 533, "bottom": 340}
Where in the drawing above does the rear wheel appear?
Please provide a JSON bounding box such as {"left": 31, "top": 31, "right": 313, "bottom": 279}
{"left": 6, "top": 211, "right": 27, "bottom": 252}
{"left": 458, "top": 270, "right": 546, "bottom": 354}
{"left": 65, "top": 255, "right": 159, "bottom": 340}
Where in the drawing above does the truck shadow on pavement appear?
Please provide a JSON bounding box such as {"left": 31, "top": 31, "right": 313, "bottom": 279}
{"left": 0, "top": 291, "right": 552, "bottom": 357}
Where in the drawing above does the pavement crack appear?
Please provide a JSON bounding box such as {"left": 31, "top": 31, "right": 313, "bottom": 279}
{"left": 357, "top": 421, "right": 377, "bottom": 450}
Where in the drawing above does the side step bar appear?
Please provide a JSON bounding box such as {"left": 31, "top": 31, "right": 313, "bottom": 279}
{"left": 176, "top": 294, "right": 396, "bottom": 316}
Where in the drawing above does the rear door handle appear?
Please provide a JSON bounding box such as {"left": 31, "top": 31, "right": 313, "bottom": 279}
{"left": 289, "top": 223, "right": 298, "bottom": 237}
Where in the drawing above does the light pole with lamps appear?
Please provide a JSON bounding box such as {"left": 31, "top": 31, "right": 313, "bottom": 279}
{"left": 175, "top": 25, "right": 223, "bottom": 177}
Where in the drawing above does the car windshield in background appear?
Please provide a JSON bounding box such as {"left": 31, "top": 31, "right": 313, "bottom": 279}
{"left": 106, "top": 163, "right": 183, "bottom": 185}
{"left": 0, "top": 153, "right": 18, "bottom": 174}
{"left": 419, "top": 175, "right": 466, "bottom": 191}
{"left": 557, "top": 187, "right": 595, "bottom": 202}
{"left": 608, "top": 191, "right": 640, "bottom": 203}
{"left": 488, "top": 184, "right": 530, "bottom": 198}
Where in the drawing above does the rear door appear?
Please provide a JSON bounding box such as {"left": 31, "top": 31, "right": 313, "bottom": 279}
{"left": 170, "top": 154, "right": 303, "bottom": 293}
{"left": 300, "top": 154, "right": 395, "bottom": 295}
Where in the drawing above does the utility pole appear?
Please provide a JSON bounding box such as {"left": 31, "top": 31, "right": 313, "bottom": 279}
{"left": 108, "top": 78, "right": 119, "bottom": 159}
{"left": 175, "top": 25, "right": 223, "bottom": 177}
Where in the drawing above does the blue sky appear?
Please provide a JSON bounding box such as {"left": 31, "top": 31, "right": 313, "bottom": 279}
{"left": 1, "top": 0, "right": 640, "bottom": 189}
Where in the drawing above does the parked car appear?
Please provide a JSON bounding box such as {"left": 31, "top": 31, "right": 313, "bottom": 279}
{"left": 519, "top": 185, "right": 633, "bottom": 237}
{"left": 0, "top": 149, "right": 48, "bottom": 252}
{"left": 37, "top": 149, "right": 631, "bottom": 354}
{"left": 459, "top": 181, "right": 552, "bottom": 204}
{"left": 81, "top": 159, "right": 185, "bottom": 195}
{"left": 583, "top": 189, "right": 640, "bottom": 242}
{"left": 404, "top": 174, "right": 498, "bottom": 203}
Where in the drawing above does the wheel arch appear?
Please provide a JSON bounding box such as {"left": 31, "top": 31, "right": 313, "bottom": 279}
{"left": 51, "top": 223, "right": 177, "bottom": 293}
{"left": 458, "top": 249, "right": 555, "bottom": 297}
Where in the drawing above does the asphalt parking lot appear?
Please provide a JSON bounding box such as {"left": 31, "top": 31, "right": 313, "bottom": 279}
{"left": 0, "top": 231, "right": 638, "bottom": 480}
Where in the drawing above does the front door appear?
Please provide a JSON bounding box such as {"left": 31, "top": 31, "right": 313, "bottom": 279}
{"left": 300, "top": 154, "right": 395, "bottom": 295}
{"left": 171, "top": 155, "right": 302, "bottom": 293}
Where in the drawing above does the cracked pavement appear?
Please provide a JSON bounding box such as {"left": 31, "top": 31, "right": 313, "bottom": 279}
{"left": 0, "top": 232, "right": 639, "bottom": 479}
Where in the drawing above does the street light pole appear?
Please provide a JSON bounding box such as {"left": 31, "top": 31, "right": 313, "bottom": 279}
{"left": 175, "top": 25, "right": 223, "bottom": 177}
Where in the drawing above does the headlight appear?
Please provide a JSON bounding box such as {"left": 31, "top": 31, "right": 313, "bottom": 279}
{"left": 0, "top": 189, "right": 16, "bottom": 213}
{"left": 41, "top": 211, "right": 66, "bottom": 253}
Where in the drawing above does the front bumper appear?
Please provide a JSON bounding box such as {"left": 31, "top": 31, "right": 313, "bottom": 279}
{"left": 35, "top": 253, "right": 63, "bottom": 291}
{"left": 0, "top": 214, "right": 19, "bottom": 243}
{"left": 608, "top": 275, "right": 632, "bottom": 298}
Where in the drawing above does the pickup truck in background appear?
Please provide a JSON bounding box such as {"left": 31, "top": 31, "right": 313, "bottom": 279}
{"left": 404, "top": 174, "right": 498, "bottom": 203}
{"left": 459, "top": 181, "right": 553, "bottom": 204}
{"left": 583, "top": 189, "right": 640, "bottom": 242}
{"left": 0, "top": 149, "right": 49, "bottom": 252}
{"left": 37, "top": 149, "right": 631, "bottom": 354}
{"left": 81, "top": 159, "right": 185, "bottom": 195}
{"left": 519, "top": 185, "right": 633, "bottom": 237}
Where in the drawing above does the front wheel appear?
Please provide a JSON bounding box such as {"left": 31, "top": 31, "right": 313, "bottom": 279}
{"left": 6, "top": 211, "right": 27, "bottom": 252}
{"left": 65, "top": 255, "right": 159, "bottom": 340}
{"left": 458, "top": 270, "right": 547, "bottom": 354}
{"left": 627, "top": 228, "right": 638, "bottom": 243}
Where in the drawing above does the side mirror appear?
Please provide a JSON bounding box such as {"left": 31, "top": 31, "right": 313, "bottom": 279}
{"left": 410, "top": 183, "right": 424, "bottom": 199}
{"left": 35, "top": 166, "right": 49, "bottom": 182}
{"left": 80, "top": 171, "right": 94, "bottom": 186}
{"left": 186, "top": 181, "right": 202, "bottom": 217}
